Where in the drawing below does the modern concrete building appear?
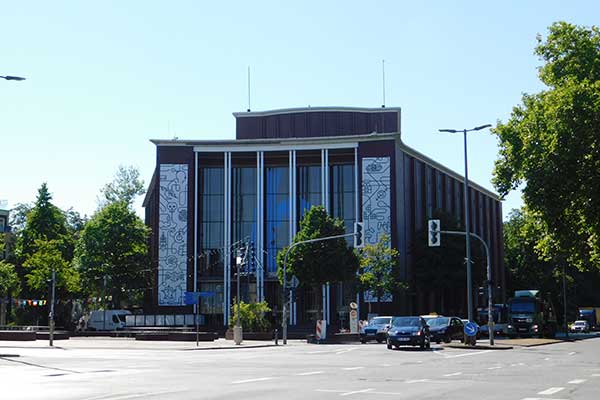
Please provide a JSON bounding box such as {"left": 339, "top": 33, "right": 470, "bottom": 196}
{"left": 143, "top": 107, "right": 504, "bottom": 328}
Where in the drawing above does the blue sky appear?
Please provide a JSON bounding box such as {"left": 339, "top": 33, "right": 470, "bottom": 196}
{"left": 2, "top": 1, "right": 598, "bottom": 219}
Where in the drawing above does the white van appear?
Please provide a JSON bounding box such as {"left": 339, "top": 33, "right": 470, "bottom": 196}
{"left": 87, "top": 310, "right": 131, "bottom": 331}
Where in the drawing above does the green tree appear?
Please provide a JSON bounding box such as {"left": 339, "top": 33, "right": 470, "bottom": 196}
{"left": 75, "top": 201, "right": 150, "bottom": 307}
{"left": 358, "top": 234, "right": 406, "bottom": 314}
{"left": 493, "top": 22, "right": 600, "bottom": 271}
{"left": 16, "top": 184, "right": 73, "bottom": 263}
{"left": 276, "top": 206, "right": 359, "bottom": 318}
{"left": 0, "top": 260, "right": 20, "bottom": 325}
{"left": 22, "top": 239, "right": 80, "bottom": 296}
{"left": 413, "top": 210, "right": 485, "bottom": 316}
{"left": 99, "top": 165, "right": 146, "bottom": 207}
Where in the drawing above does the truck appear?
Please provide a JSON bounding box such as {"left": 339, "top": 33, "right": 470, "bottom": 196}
{"left": 577, "top": 307, "right": 600, "bottom": 330}
{"left": 86, "top": 309, "right": 131, "bottom": 331}
{"left": 506, "top": 290, "right": 557, "bottom": 338}
{"left": 477, "top": 304, "right": 508, "bottom": 336}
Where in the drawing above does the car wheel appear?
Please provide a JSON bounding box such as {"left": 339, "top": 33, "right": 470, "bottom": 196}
{"left": 376, "top": 339, "right": 383, "bottom": 343}
{"left": 360, "top": 339, "right": 366, "bottom": 344}
{"left": 444, "top": 334, "right": 451, "bottom": 343}
{"left": 387, "top": 340, "right": 392, "bottom": 350}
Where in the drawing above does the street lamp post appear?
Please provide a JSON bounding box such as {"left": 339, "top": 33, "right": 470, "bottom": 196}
{"left": 438, "top": 124, "right": 491, "bottom": 323}
{"left": 0, "top": 75, "right": 26, "bottom": 81}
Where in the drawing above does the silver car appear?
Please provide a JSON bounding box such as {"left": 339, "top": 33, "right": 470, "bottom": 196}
{"left": 360, "top": 316, "right": 393, "bottom": 343}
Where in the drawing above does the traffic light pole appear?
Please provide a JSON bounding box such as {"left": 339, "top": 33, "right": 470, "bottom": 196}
{"left": 49, "top": 270, "right": 56, "bottom": 347}
{"left": 281, "top": 232, "right": 357, "bottom": 345}
{"left": 440, "top": 230, "right": 494, "bottom": 346}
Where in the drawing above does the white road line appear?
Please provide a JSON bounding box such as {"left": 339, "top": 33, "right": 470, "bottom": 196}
{"left": 335, "top": 348, "right": 358, "bottom": 355}
{"left": 520, "top": 398, "right": 569, "bottom": 400}
{"left": 487, "top": 366, "right": 502, "bottom": 370}
{"left": 544, "top": 358, "right": 551, "bottom": 361}
{"left": 593, "top": 374, "right": 600, "bottom": 377}
{"left": 340, "top": 388, "right": 374, "bottom": 396}
{"left": 98, "top": 391, "right": 185, "bottom": 400}
{"left": 296, "top": 371, "right": 324, "bottom": 376}
{"left": 537, "top": 387, "right": 565, "bottom": 395}
{"left": 568, "top": 352, "right": 576, "bottom": 355}
{"left": 435, "top": 350, "right": 493, "bottom": 359}
{"left": 443, "top": 372, "right": 462, "bottom": 377}
{"left": 231, "top": 377, "right": 275, "bottom": 384}
{"left": 381, "top": 363, "right": 392, "bottom": 367}
{"left": 342, "top": 367, "right": 364, "bottom": 371}
{"left": 406, "top": 379, "right": 429, "bottom": 383}
{"left": 568, "top": 379, "right": 586, "bottom": 384}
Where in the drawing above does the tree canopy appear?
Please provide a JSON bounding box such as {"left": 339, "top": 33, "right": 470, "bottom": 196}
{"left": 75, "top": 201, "right": 150, "bottom": 307}
{"left": 276, "top": 205, "right": 359, "bottom": 289}
{"left": 493, "top": 22, "right": 600, "bottom": 271}
{"left": 99, "top": 165, "right": 146, "bottom": 207}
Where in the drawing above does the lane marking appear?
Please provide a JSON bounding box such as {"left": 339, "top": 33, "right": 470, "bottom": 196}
{"left": 544, "top": 358, "right": 551, "bottom": 361}
{"left": 335, "top": 348, "right": 358, "bottom": 355}
{"left": 97, "top": 391, "right": 185, "bottom": 400}
{"left": 487, "top": 366, "right": 502, "bottom": 370}
{"left": 434, "top": 350, "right": 493, "bottom": 359}
{"left": 568, "top": 379, "right": 586, "bottom": 384}
{"left": 443, "top": 372, "right": 462, "bottom": 377}
{"left": 342, "top": 367, "right": 364, "bottom": 371}
{"left": 568, "top": 352, "right": 576, "bottom": 355}
{"left": 341, "top": 388, "right": 374, "bottom": 396}
{"left": 297, "top": 371, "right": 324, "bottom": 376}
{"left": 406, "top": 379, "right": 429, "bottom": 383}
{"left": 231, "top": 377, "right": 274, "bottom": 384}
{"left": 537, "top": 387, "right": 565, "bottom": 395}
{"left": 592, "top": 374, "right": 600, "bottom": 377}
{"left": 520, "top": 398, "right": 569, "bottom": 400}
{"left": 381, "top": 363, "right": 392, "bottom": 367}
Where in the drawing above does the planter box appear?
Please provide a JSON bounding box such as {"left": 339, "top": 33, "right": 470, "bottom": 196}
{"left": 35, "top": 331, "right": 70, "bottom": 340}
{"left": 225, "top": 330, "right": 273, "bottom": 341}
{"left": 0, "top": 330, "right": 37, "bottom": 341}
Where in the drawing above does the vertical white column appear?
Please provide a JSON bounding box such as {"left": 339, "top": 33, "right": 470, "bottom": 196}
{"left": 194, "top": 152, "right": 199, "bottom": 314}
{"left": 289, "top": 150, "right": 297, "bottom": 325}
{"left": 354, "top": 147, "right": 360, "bottom": 320}
{"left": 256, "top": 151, "right": 264, "bottom": 302}
{"left": 223, "top": 152, "right": 231, "bottom": 326}
{"left": 321, "top": 149, "right": 331, "bottom": 325}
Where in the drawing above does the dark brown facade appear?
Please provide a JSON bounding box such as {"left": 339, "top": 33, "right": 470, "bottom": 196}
{"left": 144, "top": 106, "right": 504, "bottom": 327}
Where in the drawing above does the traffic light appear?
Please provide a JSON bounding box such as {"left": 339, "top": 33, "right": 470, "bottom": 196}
{"left": 428, "top": 219, "right": 441, "bottom": 247}
{"left": 354, "top": 222, "right": 364, "bottom": 248}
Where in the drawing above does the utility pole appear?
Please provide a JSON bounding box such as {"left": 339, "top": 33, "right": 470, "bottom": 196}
{"left": 103, "top": 275, "right": 108, "bottom": 331}
{"left": 49, "top": 270, "right": 56, "bottom": 347}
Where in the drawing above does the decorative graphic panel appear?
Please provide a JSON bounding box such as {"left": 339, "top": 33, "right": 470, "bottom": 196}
{"left": 362, "top": 157, "right": 392, "bottom": 302}
{"left": 158, "top": 164, "right": 188, "bottom": 306}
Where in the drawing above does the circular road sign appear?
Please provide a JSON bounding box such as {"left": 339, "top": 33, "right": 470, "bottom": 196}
{"left": 349, "top": 302, "right": 358, "bottom": 309}
{"left": 464, "top": 321, "right": 479, "bottom": 337}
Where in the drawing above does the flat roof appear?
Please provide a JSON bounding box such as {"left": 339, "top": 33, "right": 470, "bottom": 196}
{"left": 232, "top": 106, "right": 401, "bottom": 118}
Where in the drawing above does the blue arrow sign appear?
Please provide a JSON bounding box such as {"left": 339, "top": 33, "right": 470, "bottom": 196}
{"left": 184, "top": 291, "right": 216, "bottom": 305}
{"left": 464, "top": 321, "right": 479, "bottom": 337}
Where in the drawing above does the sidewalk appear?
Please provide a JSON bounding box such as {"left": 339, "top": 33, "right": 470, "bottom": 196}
{"left": 0, "top": 337, "right": 306, "bottom": 352}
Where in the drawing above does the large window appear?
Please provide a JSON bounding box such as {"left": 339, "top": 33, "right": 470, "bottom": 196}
{"left": 232, "top": 166, "right": 257, "bottom": 244}
{"left": 265, "top": 166, "right": 289, "bottom": 275}
{"left": 331, "top": 164, "right": 355, "bottom": 238}
{"left": 198, "top": 167, "right": 224, "bottom": 278}
{"left": 297, "top": 165, "right": 321, "bottom": 223}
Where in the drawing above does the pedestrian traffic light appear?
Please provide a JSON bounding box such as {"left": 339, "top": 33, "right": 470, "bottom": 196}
{"left": 428, "top": 219, "right": 441, "bottom": 247}
{"left": 354, "top": 222, "right": 364, "bottom": 248}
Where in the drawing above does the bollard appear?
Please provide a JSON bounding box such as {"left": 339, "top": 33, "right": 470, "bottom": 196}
{"left": 274, "top": 328, "right": 279, "bottom": 345}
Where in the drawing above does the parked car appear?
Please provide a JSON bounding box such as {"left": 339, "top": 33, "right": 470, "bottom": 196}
{"left": 570, "top": 320, "right": 590, "bottom": 333}
{"left": 386, "top": 316, "right": 431, "bottom": 350}
{"left": 427, "top": 316, "right": 464, "bottom": 343}
{"left": 360, "top": 316, "right": 393, "bottom": 343}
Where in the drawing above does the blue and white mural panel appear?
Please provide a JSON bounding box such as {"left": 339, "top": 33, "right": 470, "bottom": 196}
{"left": 158, "top": 164, "right": 188, "bottom": 306}
{"left": 362, "top": 157, "right": 392, "bottom": 302}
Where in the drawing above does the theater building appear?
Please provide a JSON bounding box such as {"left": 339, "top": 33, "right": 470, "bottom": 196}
{"left": 143, "top": 107, "right": 504, "bottom": 328}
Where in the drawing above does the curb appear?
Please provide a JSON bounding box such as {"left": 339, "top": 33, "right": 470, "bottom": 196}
{"left": 182, "top": 344, "right": 279, "bottom": 351}
{"left": 445, "top": 344, "right": 513, "bottom": 350}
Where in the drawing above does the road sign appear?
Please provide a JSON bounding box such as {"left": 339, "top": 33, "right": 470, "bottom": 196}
{"left": 428, "top": 219, "right": 441, "bottom": 247}
{"left": 184, "top": 291, "right": 216, "bottom": 305}
{"left": 464, "top": 321, "right": 479, "bottom": 337}
{"left": 288, "top": 276, "right": 300, "bottom": 289}
{"left": 354, "top": 222, "right": 364, "bottom": 248}
{"left": 349, "top": 301, "right": 358, "bottom": 310}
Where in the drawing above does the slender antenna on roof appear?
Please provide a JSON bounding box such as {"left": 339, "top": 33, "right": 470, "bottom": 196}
{"left": 247, "top": 66, "right": 251, "bottom": 112}
{"left": 381, "top": 59, "right": 386, "bottom": 108}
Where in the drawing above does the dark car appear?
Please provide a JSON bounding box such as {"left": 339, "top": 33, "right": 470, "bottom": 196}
{"left": 386, "top": 316, "right": 431, "bottom": 350}
{"left": 427, "top": 316, "right": 464, "bottom": 343}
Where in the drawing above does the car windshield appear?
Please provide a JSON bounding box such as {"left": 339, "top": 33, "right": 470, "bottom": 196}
{"left": 574, "top": 321, "right": 586, "bottom": 326}
{"left": 393, "top": 317, "right": 421, "bottom": 327}
{"left": 370, "top": 317, "right": 391, "bottom": 325}
{"left": 427, "top": 317, "right": 449, "bottom": 327}
{"left": 510, "top": 302, "right": 536, "bottom": 313}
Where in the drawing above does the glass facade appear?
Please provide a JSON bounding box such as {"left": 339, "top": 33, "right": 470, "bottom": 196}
{"left": 265, "top": 166, "right": 289, "bottom": 275}
{"left": 198, "top": 167, "right": 224, "bottom": 278}
{"left": 297, "top": 165, "right": 321, "bottom": 224}
{"left": 232, "top": 166, "right": 257, "bottom": 245}
{"left": 331, "top": 164, "right": 355, "bottom": 237}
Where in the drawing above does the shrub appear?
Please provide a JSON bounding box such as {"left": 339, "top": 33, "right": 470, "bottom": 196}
{"left": 230, "top": 300, "right": 272, "bottom": 332}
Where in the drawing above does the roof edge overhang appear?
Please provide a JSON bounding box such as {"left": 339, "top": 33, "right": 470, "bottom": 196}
{"left": 232, "top": 106, "right": 401, "bottom": 118}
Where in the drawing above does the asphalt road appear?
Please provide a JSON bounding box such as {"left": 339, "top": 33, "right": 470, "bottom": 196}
{"left": 1, "top": 337, "right": 599, "bottom": 400}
